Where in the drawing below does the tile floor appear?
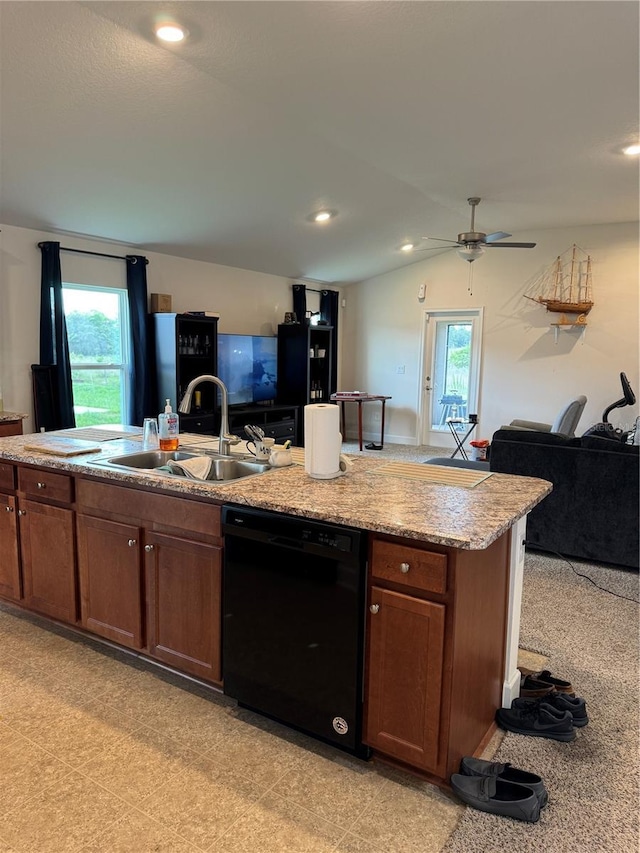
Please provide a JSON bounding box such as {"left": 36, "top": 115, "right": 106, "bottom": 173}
{"left": 0, "top": 603, "right": 468, "bottom": 853}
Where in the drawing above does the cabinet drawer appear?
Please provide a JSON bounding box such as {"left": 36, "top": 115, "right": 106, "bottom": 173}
{"left": 19, "top": 468, "right": 74, "bottom": 504}
{"left": 180, "top": 414, "right": 216, "bottom": 435}
{"left": 0, "top": 462, "right": 16, "bottom": 491}
{"left": 264, "top": 419, "right": 296, "bottom": 439}
{"left": 77, "top": 479, "right": 221, "bottom": 539}
{"left": 371, "top": 540, "right": 447, "bottom": 595}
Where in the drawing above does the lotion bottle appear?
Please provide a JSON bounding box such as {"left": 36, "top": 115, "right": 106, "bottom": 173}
{"left": 158, "top": 398, "right": 179, "bottom": 451}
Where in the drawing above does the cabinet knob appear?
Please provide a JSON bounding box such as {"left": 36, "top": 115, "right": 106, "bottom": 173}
{"left": 36, "top": 482, "right": 46, "bottom": 489}
{"left": 127, "top": 538, "right": 137, "bottom": 547}
{"left": 5, "top": 505, "right": 14, "bottom": 512}
{"left": 17, "top": 509, "right": 26, "bottom": 516}
{"left": 400, "top": 562, "right": 410, "bottom": 573}
{"left": 144, "top": 544, "right": 154, "bottom": 552}
{"left": 369, "top": 603, "right": 380, "bottom": 614}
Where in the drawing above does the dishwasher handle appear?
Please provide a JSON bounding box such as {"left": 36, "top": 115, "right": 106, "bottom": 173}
{"left": 268, "top": 535, "right": 305, "bottom": 550}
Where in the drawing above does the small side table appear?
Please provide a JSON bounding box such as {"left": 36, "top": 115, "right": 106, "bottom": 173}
{"left": 330, "top": 394, "right": 392, "bottom": 451}
{"left": 446, "top": 417, "right": 477, "bottom": 460}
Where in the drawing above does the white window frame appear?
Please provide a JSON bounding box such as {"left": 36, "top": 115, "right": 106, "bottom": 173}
{"left": 62, "top": 283, "right": 131, "bottom": 423}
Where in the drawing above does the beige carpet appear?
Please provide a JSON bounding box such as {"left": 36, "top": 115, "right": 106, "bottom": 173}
{"left": 444, "top": 553, "right": 639, "bottom": 852}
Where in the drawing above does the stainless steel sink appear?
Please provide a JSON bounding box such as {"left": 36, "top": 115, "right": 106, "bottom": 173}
{"left": 103, "top": 450, "right": 198, "bottom": 469}
{"left": 91, "top": 450, "right": 270, "bottom": 482}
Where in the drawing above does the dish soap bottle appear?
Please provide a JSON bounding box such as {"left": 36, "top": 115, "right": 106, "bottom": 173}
{"left": 158, "top": 399, "right": 179, "bottom": 451}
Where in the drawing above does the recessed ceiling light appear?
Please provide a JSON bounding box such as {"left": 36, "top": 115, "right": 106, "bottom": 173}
{"left": 623, "top": 144, "right": 640, "bottom": 156}
{"left": 313, "top": 211, "right": 334, "bottom": 223}
{"left": 155, "top": 23, "right": 187, "bottom": 42}
{"left": 400, "top": 243, "right": 415, "bottom": 252}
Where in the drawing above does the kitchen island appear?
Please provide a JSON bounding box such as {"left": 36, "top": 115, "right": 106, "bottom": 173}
{"left": 0, "top": 428, "right": 551, "bottom": 786}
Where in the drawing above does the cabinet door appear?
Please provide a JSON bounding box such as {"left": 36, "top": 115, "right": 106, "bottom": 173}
{"left": 0, "top": 494, "right": 21, "bottom": 601}
{"left": 365, "top": 586, "right": 445, "bottom": 772}
{"left": 19, "top": 499, "right": 77, "bottom": 623}
{"left": 77, "top": 514, "right": 144, "bottom": 649}
{"left": 145, "top": 531, "right": 222, "bottom": 682}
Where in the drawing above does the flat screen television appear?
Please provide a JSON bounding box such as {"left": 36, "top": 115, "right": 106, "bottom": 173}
{"left": 217, "top": 334, "right": 277, "bottom": 407}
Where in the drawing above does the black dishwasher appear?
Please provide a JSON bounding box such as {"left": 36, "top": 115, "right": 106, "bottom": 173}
{"left": 222, "top": 504, "right": 369, "bottom": 758}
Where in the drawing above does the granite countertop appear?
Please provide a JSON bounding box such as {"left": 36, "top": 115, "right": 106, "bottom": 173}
{"left": 0, "top": 412, "right": 28, "bottom": 422}
{"left": 0, "top": 430, "right": 552, "bottom": 551}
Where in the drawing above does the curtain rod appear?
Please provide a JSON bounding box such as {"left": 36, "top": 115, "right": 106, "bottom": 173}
{"left": 38, "top": 243, "right": 148, "bottom": 263}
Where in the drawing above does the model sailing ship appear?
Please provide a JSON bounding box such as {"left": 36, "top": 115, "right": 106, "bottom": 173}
{"left": 525, "top": 244, "right": 594, "bottom": 325}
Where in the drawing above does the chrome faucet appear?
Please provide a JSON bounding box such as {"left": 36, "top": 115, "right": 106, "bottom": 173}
{"left": 178, "top": 375, "right": 240, "bottom": 456}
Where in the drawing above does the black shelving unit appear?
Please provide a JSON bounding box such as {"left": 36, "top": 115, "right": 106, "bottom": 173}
{"left": 276, "top": 324, "right": 334, "bottom": 444}
{"left": 152, "top": 313, "right": 219, "bottom": 434}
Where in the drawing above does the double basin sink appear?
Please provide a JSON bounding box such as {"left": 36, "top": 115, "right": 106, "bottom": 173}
{"left": 92, "top": 449, "right": 270, "bottom": 483}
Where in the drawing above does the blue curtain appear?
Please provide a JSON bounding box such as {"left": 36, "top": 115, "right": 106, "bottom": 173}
{"left": 292, "top": 284, "right": 306, "bottom": 324}
{"left": 36, "top": 242, "right": 75, "bottom": 430}
{"left": 126, "top": 255, "right": 154, "bottom": 425}
{"left": 320, "top": 289, "right": 339, "bottom": 395}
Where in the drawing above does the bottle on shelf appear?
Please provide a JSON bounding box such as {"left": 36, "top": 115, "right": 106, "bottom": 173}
{"left": 158, "top": 398, "right": 180, "bottom": 450}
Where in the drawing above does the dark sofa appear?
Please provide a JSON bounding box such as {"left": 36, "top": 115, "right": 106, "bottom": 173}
{"left": 489, "top": 429, "right": 639, "bottom": 570}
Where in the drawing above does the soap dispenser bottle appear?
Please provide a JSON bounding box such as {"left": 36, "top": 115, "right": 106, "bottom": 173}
{"left": 158, "top": 398, "right": 179, "bottom": 451}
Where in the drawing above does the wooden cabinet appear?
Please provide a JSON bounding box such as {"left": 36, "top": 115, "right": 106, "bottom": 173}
{"left": 366, "top": 541, "right": 447, "bottom": 774}
{"left": 365, "top": 532, "right": 510, "bottom": 783}
{"left": 0, "top": 419, "right": 24, "bottom": 437}
{"left": 145, "top": 530, "right": 222, "bottom": 682}
{"left": 153, "top": 313, "right": 219, "bottom": 433}
{"left": 277, "top": 324, "right": 334, "bottom": 443}
{"left": 77, "top": 515, "right": 144, "bottom": 649}
{"left": 0, "top": 491, "right": 21, "bottom": 601}
{"left": 76, "top": 478, "right": 223, "bottom": 684}
{"left": 17, "top": 468, "right": 77, "bottom": 623}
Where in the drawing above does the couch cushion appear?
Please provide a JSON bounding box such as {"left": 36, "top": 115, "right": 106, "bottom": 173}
{"left": 580, "top": 435, "right": 640, "bottom": 455}
{"left": 491, "top": 429, "right": 581, "bottom": 449}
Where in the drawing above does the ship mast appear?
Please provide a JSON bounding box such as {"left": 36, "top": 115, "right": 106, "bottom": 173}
{"left": 585, "top": 255, "right": 593, "bottom": 302}
{"left": 552, "top": 256, "right": 563, "bottom": 301}
{"left": 568, "top": 244, "right": 577, "bottom": 304}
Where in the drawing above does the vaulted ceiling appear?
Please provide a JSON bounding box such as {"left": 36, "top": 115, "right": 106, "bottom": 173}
{"left": 1, "top": 1, "right": 637, "bottom": 284}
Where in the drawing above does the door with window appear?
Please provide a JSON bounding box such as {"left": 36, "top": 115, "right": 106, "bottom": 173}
{"left": 420, "top": 310, "right": 483, "bottom": 447}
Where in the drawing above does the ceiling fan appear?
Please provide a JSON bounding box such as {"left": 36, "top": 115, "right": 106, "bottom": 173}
{"left": 420, "top": 197, "right": 537, "bottom": 263}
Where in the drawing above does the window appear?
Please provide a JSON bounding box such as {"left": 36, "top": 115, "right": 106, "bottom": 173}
{"left": 62, "top": 284, "right": 130, "bottom": 427}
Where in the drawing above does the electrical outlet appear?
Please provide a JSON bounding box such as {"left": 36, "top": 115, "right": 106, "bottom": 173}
{"left": 372, "top": 412, "right": 381, "bottom": 422}
{"left": 396, "top": 365, "right": 405, "bottom": 374}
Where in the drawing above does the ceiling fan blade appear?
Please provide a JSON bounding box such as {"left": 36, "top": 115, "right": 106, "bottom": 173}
{"left": 424, "top": 236, "right": 460, "bottom": 244}
{"left": 486, "top": 241, "right": 537, "bottom": 248}
{"left": 485, "top": 231, "right": 512, "bottom": 243}
{"left": 415, "top": 244, "right": 456, "bottom": 252}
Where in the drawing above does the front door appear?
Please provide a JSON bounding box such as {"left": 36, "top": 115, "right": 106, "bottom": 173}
{"left": 419, "top": 309, "right": 483, "bottom": 448}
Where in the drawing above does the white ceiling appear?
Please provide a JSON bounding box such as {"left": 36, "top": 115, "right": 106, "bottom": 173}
{"left": 1, "top": 1, "right": 638, "bottom": 284}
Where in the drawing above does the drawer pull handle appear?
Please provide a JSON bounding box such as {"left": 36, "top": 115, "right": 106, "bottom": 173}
{"left": 5, "top": 505, "right": 14, "bottom": 512}
{"left": 369, "top": 603, "right": 380, "bottom": 614}
{"left": 18, "top": 509, "right": 26, "bottom": 516}
{"left": 127, "top": 538, "right": 137, "bottom": 547}
{"left": 144, "top": 544, "right": 154, "bottom": 552}
{"left": 400, "top": 562, "right": 410, "bottom": 573}
{"left": 37, "top": 482, "right": 46, "bottom": 489}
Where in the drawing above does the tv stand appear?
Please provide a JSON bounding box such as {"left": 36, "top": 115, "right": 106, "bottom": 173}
{"left": 227, "top": 404, "right": 298, "bottom": 444}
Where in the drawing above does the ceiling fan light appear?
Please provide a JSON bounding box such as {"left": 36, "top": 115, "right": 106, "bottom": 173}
{"left": 457, "top": 244, "right": 485, "bottom": 263}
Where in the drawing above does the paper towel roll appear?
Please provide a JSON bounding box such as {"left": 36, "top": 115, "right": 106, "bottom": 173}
{"left": 304, "top": 404, "right": 343, "bottom": 479}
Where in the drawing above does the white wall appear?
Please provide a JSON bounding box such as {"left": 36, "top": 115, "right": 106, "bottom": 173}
{"left": 1, "top": 221, "right": 637, "bottom": 444}
{"left": 0, "top": 223, "right": 329, "bottom": 433}
{"left": 341, "top": 222, "right": 639, "bottom": 446}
